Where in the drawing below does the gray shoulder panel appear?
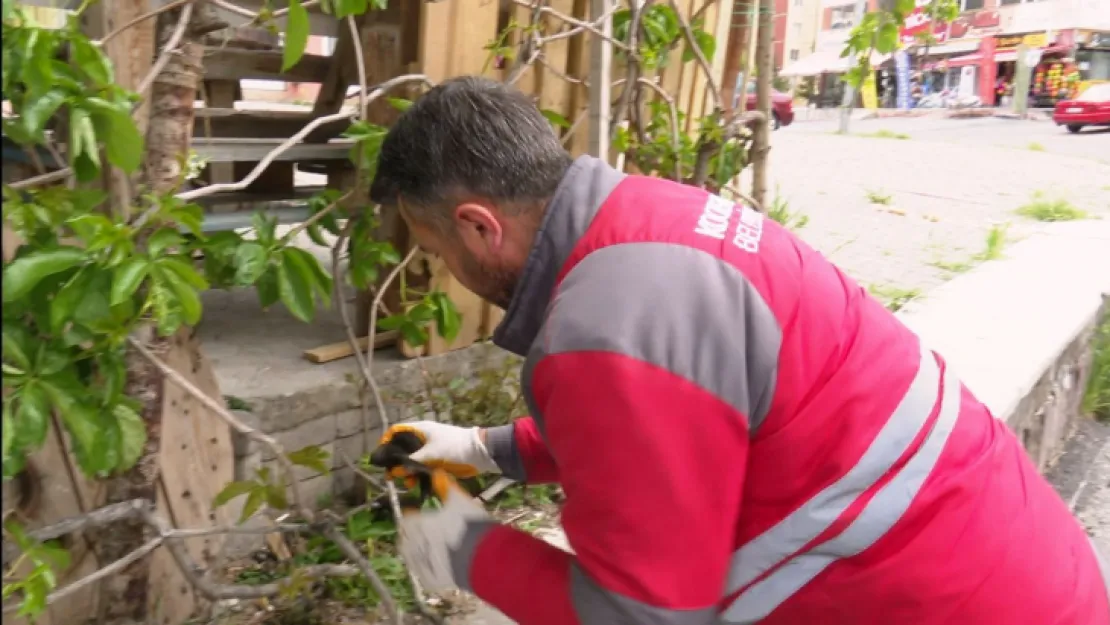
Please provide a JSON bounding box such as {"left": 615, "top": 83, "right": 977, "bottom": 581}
{"left": 539, "top": 242, "right": 782, "bottom": 431}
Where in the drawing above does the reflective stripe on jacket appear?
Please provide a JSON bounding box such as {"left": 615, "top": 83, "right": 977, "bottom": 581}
{"left": 455, "top": 155, "right": 1109, "bottom": 625}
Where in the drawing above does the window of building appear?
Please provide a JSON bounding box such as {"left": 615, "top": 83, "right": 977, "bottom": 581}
{"left": 790, "top": 49, "right": 800, "bottom": 61}
{"left": 793, "top": 0, "right": 803, "bottom": 6}
{"left": 830, "top": 6, "right": 855, "bottom": 29}
{"left": 961, "top": 0, "right": 984, "bottom": 10}
{"left": 793, "top": 21, "right": 803, "bottom": 36}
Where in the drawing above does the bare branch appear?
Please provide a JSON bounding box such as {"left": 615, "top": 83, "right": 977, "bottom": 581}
{"left": 348, "top": 16, "right": 369, "bottom": 116}
{"left": 509, "top": 0, "right": 632, "bottom": 52}
{"left": 137, "top": 1, "right": 196, "bottom": 96}
{"left": 127, "top": 336, "right": 313, "bottom": 519}
{"left": 98, "top": 0, "right": 190, "bottom": 46}
{"left": 176, "top": 110, "right": 352, "bottom": 201}
{"left": 209, "top": 0, "right": 257, "bottom": 19}
{"left": 322, "top": 526, "right": 401, "bottom": 622}
{"left": 667, "top": 0, "right": 721, "bottom": 110}
{"left": 281, "top": 190, "right": 353, "bottom": 243}
{"left": 5, "top": 168, "right": 72, "bottom": 191}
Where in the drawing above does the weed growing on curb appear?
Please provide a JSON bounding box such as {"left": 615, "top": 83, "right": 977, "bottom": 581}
{"left": 1016, "top": 192, "right": 1089, "bottom": 222}
{"left": 866, "top": 189, "right": 893, "bottom": 205}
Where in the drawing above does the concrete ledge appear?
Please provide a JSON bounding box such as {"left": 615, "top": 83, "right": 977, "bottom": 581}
{"left": 898, "top": 220, "right": 1110, "bottom": 469}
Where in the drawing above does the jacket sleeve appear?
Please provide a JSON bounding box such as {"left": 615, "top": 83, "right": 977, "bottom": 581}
{"left": 485, "top": 417, "right": 560, "bottom": 484}
{"left": 455, "top": 349, "right": 750, "bottom": 624}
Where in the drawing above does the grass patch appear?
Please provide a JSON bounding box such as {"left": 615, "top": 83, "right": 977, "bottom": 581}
{"left": 767, "top": 187, "right": 810, "bottom": 231}
{"left": 866, "top": 189, "right": 893, "bottom": 205}
{"left": 860, "top": 129, "right": 911, "bottom": 140}
{"left": 1016, "top": 193, "right": 1090, "bottom": 222}
{"left": 1026, "top": 142, "right": 1046, "bottom": 152}
{"left": 1086, "top": 314, "right": 1110, "bottom": 421}
{"left": 930, "top": 224, "right": 1009, "bottom": 275}
{"left": 868, "top": 284, "right": 921, "bottom": 312}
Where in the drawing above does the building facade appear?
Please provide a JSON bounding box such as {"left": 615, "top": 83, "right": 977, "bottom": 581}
{"left": 781, "top": 0, "right": 1110, "bottom": 106}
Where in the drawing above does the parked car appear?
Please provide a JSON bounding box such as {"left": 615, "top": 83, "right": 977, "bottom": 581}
{"left": 733, "top": 81, "right": 795, "bottom": 130}
{"left": 1053, "top": 83, "right": 1110, "bottom": 134}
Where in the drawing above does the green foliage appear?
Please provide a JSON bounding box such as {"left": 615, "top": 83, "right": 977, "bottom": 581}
{"left": 2, "top": 520, "right": 71, "bottom": 618}
{"left": 213, "top": 465, "right": 294, "bottom": 524}
{"left": 867, "top": 284, "right": 921, "bottom": 312}
{"left": 865, "top": 189, "right": 893, "bottom": 205}
{"left": 1015, "top": 192, "right": 1090, "bottom": 222}
{"left": 1085, "top": 314, "right": 1110, "bottom": 421}
{"left": 612, "top": 4, "right": 714, "bottom": 70}
{"left": 858, "top": 129, "right": 911, "bottom": 140}
{"left": 930, "top": 224, "right": 1008, "bottom": 275}
{"left": 840, "top": 0, "right": 958, "bottom": 90}
{"left": 766, "top": 187, "right": 809, "bottom": 231}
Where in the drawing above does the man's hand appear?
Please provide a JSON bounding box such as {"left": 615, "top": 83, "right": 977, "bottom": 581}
{"left": 398, "top": 471, "right": 493, "bottom": 593}
{"left": 377, "top": 421, "right": 499, "bottom": 481}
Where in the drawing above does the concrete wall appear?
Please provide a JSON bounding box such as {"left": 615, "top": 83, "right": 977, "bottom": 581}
{"left": 898, "top": 220, "right": 1110, "bottom": 472}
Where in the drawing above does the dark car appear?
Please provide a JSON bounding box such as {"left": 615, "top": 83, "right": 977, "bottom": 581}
{"left": 1053, "top": 83, "right": 1110, "bottom": 134}
{"left": 733, "top": 81, "right": 796, "bottom": 129}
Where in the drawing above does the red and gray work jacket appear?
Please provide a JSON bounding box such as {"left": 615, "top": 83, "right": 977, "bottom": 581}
{"left": 455, "top": 155, "right": 1109, "bottom": 624}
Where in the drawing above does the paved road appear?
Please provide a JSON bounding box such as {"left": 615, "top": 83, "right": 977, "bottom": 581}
{"left": 752, "top": 115, "right": 1110, "bottom": 299}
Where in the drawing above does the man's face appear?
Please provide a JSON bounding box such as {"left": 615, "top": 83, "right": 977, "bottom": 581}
{"left": 401, "top": 202, "right": 524, "bottom": 310}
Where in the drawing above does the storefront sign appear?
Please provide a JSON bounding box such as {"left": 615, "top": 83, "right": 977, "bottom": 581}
{"left": 899, "top": 0, "right": 950, "bottom": 45}
{"left": 997, "top": 33, "right": 1048, "bottom": 50}
{"left": 895, "top": 49, "right": 911, "bottom": 110}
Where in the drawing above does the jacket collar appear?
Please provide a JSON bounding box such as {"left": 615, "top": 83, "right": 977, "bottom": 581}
{"left": 491, "top": 155, "right": 626, "bottom": 356}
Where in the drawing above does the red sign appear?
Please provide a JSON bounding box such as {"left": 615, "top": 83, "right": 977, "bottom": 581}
{"left": 900, "top": 7, "right": 950, "bottom": 46}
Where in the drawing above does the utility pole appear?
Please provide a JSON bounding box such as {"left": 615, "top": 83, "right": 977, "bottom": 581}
{"left": 837, "top": 0, "right": 869, "bottom": 134}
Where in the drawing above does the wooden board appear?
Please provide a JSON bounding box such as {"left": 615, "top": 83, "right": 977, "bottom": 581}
{"left": 564, "top": 0, "right": 593, "bottom": 156}
{"left": 151, "top": 330, "right": 238, "bottom": 622}
{"left": 302, "top": 331, "right": 400, "bottom": 364}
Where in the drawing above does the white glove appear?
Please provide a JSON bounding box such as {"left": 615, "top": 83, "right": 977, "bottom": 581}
{"left": 380, "top": 421, "right": 499, "bottom": 478}
{"left": 398, "top": 474, "right": 494, "bottom": 593}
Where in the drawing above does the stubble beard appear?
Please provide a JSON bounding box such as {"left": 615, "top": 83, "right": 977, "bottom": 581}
{"left": 459, "top": 251, "right": 519, "bottom": 311}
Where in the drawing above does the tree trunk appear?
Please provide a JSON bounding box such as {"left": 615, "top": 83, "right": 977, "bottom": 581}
{"left": 750, "top": 0, "right": 774, "bottom": 209}
{"left": 92, "top": 3, "right": 205, "bottom": 622}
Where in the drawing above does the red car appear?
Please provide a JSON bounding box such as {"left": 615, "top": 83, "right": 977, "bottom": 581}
{"left": 1053, "top": 83, "right": 1110, "bottom": 134}
{"left": 734, "top": 81, "right": 796, "bottom": 129}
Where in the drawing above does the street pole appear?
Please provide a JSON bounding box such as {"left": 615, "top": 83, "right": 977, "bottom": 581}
{"left": 837, "top": 0, "right": 869, "bottom": 134}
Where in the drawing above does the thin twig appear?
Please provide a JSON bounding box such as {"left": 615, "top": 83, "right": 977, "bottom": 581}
{"left": 127, "top": 336, "right": 313, "bottom": 519}
{"left": 348, "top": 16, "right": 369, "bottom": 116}
{"left": 209, "top": 0, "right": 257, "bottom": 18}
{"left": 636, "top": 77, "right": 683, "bottom": 180}
{"left": 98, "top": 0, "right": 190, "bottom": 46}
{"left": 137, "top": 1, "right": 196, "bottom": 96}
{"left": 177, "top": 109, "right": 353, "bottom": 200}
{"left": 361, "top": 74, "right": 433, "bottom": 120}
{"left": 337, "top": 448, "right": 387, "bottom": 492}
{"left": 509, "top": 0, "right": 632, "bottom": 52}
{"left": 667, "top": 0, "right": 721, "bottom": 110}
{"left": 5, "top": 168, "right": 71, "bottom": 191}
{"left": 322, "top": 525, "right": 401, "bottom": 621}
{"left": 281, "top": 190, "right": 352, "bottom": 243}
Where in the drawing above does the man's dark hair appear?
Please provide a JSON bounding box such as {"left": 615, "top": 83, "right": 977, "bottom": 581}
{"left": 370, "top": 76, "right": 573, "bottom": 227}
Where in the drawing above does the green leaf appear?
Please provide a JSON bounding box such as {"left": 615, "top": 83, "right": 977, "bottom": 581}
{"left": 430, "top": 292, "right": 460, "bottom": 342}
{"left": 50, "top": 266, "right": 91, "bottom": 332}
{"left": 112, "top": 404, "right": 146, "bottom": 471}
{"left": 111, "top": 257, "right": 149, "bottom": 305}
{"left": 158, "top": 257, "right": 209, "bottom": 289}
{"left": 15, "top": 382, "right": 51, "bottom": 450}
{"left": 265, "top": 482, "right": 289, "bottom": 510}
{"left": 3, "top": 402, "right": 17, "bottom": 478}
{"left": 287, "top": 445, "right": 331, "bottom": 476}
{"left": 71, "top": 37, "right": 112, "bottom": 85}
{"left": 213, "top": 480, "right": 258, "bottom": 508}
{"left": 2, "top": 247, "right": 86, "bottom": 302}
{"left": 276, "top": 250, "right": 316, "bottom": 322}
{"left": 98, "top": 350, "right": 127, "bottom": 405}
{"left": 68, "top": 107, "right": 101, "bottom": 182}
{"left": 540, "top": 108, "right": 571, "bottom": 129}
{"left": 388, "top": 97, "right": 412, "bottom": 112}
{"left": 239, "top": 487, "right": 266, "bottom": 524}
{"left": 376, "top": 314, "right": 407, "bottom": 331}
{"left": 73, "top": 269, "right": 112, "bottom": 327}
{"left": 103, "top": 109, "right": 144, "bottom": 173}
{"left": 282, "top": 0, "right": 310, "bottom": 71}
{"left": 233, "top": 242, "right": 269, "bottom": 286}
{"left": 256, "top": 269, "right": 280, "bottom": 309}
{"left": 251, "top": 212, "right": 279, "bottom": 247}
{"left": 3, "top": 326, "right": 34, "bottom": 370}
{"left": 683, "top": 29, "right": 716, "bottom": 64}
{"left": 283, "top": 247, "right": 332, "bottom": 308}
{"left": 147, "top": 228, "right": 184, "bottom": 257}
{"left": 156, "top": 265, "right": 203, "bottom": 326}
{"left": 21, "top": 89, "right": 66, "bottom": 141}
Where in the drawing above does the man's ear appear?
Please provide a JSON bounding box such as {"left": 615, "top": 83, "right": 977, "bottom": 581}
{"left": 454, "top": 202, "right": 503, "bottom": 253}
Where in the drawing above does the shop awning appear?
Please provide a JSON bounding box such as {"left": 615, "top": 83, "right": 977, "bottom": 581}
{"left": 779, "top": 47, "right": 890, "bottom": 78}
{"left": 946, "top": 43, "right": 1072, "bottom": 68}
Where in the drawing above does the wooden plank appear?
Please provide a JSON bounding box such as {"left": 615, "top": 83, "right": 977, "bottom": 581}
{"left": 200, "top": 81, "right": 238, "bottom": 210}
{"left": 154, "top": 330, "right": 237, "bottom": 621}
{"left": 685, "top": 0, "right": 718, "bottom": 131}
{"left": 586, "top": 0, "right": 612, "bottom": 160}
{"left": 192, "top": 108, "right": 350, "bottom": 139}
{"left": 505, "top": 2, "right": 538, "bottom": 93}
{"left": 201, "top": 47, "right": 332, "bottom": 82}
{"left": 191, "top": 137, "right": 353, "bottom": 163}
{"left": 302, "top": 331, "right": 400, "bottom": 363}
{"left": 147, "top": 479, "right": 196, "bottom": 625}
